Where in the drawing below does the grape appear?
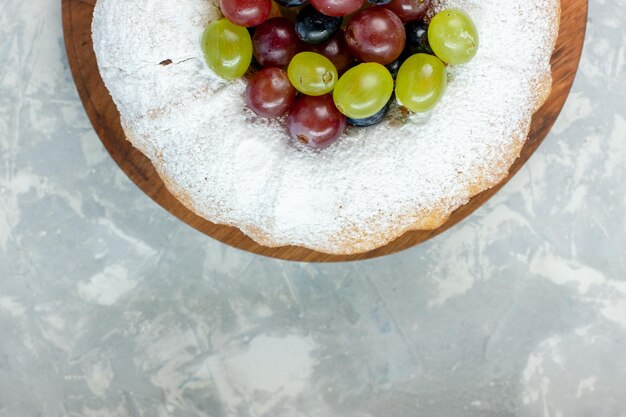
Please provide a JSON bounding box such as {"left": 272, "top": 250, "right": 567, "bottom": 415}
{"left": 383, "top": 0, "right": 432, "bottom": 23}
{"left": 428, "top": 9, "right": 479, "bottom": 65}
{"left": 295, "top": 5, "right": 343, "bottom": 44}
{"left": 368, "top": 0, "right": 392, "bottom": 4}
{"left": 253, "top": 17, "right": 300, "bottom": 67}
{"left": 202, "top": 19, "right": 252, "bottom": 80}
{"left": 347, "top": 98, "right": 391, "bottom": 126}
{"left": 275, "top": 0, "right": 307, "bottom": 6}
{"left": 287, "top": 52, "right": 338, "bottom": 96}
{"left": 333, "top": 63, "right": 394, "bottom": 119}
{"left": 310, "top": 0, "right": 364, "bottom": 17}
{"left": 288, "top": 94, "right": 346, "bottom": 148}
{"left": 219, "top": 0, "right": 272, "bottom": 27}
{"left": 308, "top": 30, "right": 353, "bottom": 74}
{"left": 395, "top": 53, "right": 446, "bottom": 112}
{"left": 385, "top": 58, "right": 402, "bottom": 79}
{"left": 404, "top": 21, "right": 433, "bottom": 56}
{"left": 345, "top": 7, "right": 405, "bottom": 65}
{"left": 246, "top": 68, "right": 297, "bottom": 118}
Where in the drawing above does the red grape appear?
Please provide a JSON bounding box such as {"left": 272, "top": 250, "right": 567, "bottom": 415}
{"left": 345, "top": 7, "right": 406, "bottom": 65}
{"left": 253, "top": 18, "right": 300, "bottom": 67}
{"left": 383, "top": 0, "right": 432, "bottom": 23}
{"left": 287, "top": 95, "right": 346, "bottom": 148}
{"left": 246, "top": 68, "right": 297, "bottom": 118}
{"left": 219, "top": 0, "right": 272, "bottom": 27}
{"left": 308, "top": 30, "right": 353, "bottom": 74}
{"left": 310, "top": 0, "right": 364, "bottom": 17}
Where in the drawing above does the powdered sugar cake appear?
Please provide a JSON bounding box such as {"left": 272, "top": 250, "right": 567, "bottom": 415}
{"left": 92, "top": 0, "right": 560, "bottom": 255}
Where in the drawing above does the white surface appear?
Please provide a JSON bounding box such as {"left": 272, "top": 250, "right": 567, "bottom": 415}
{"left": 1, "top": 0, "right": 626, "bottom": 416}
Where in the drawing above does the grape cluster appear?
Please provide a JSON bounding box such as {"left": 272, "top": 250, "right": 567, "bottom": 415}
{"left": 202, "top": 0, "right": 479, "bottom": 149}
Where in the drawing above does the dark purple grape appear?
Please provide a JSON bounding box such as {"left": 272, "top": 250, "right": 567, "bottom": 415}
{"left": 385, "top": 58, "right": 402, "bottom": 79}
{"left": 404, "top": 21, "right": 433, "bottom": 56}
{"left": 287, "top": 94, "right": 346, "bottom": 148}
{"left": 275, "top": 0, "right": 307, "bottom": 6}
{"left": 253, "top": 18, "right": 300, "bottom": 67}
{"left": 295, "top": 5, "right": 342, "bottom": 44}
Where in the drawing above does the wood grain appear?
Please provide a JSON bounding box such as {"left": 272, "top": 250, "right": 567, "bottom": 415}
{"left": 62, "top": 0, "right": 587, "bottom": 262}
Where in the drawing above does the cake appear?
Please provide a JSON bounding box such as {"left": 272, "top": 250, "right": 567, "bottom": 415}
{"left": 92, "top": 0, "right": 560, "bottom": 255}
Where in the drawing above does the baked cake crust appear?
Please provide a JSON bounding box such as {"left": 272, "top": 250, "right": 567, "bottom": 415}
{"left": 92, "top": 0, "right": 561, "bottom": 255}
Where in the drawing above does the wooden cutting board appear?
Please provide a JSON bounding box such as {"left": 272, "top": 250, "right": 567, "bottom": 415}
{"left": 62, "top": 0, "right": 587, "bottom": 262}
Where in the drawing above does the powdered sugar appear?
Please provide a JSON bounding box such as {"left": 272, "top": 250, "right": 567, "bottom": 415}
{"left": 92, "top": 0, "right": 560, "bottom": 254}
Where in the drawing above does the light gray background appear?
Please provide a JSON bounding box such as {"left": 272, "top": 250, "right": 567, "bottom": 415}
{"left": 1, "top": 0, "right": 625, "bottom": 416}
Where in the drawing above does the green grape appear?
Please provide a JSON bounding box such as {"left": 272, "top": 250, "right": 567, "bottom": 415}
{"left": 333, "top": 63, "right": 394, "bottom": 119}
{"left": 395, "top": 53, "right": 447, "bottom": 113}
{"left": 428, "top": 9, "right": 479, "bottom": 65}
{"left": 202, "top": 19, "right": 252, "bottom": 80}
{"left": 287, "top": 52, "right": 338, "bottom": 96}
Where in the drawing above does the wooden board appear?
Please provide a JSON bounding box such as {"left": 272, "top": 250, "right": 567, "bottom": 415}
{"left": 62, "top": 0, "right": 587, "bottom": 262}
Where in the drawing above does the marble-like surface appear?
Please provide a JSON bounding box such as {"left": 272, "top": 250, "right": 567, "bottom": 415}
{"left": 1, "top": 0, "right": 625, "bottom": 416}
